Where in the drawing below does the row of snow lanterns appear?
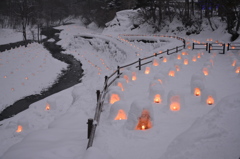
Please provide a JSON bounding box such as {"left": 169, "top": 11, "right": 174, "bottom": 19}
{"left": 15, "top": 102, "right": 52, "bottom": 133}
{"left": 107, "top": 67, "right": 215, "bottom": 131}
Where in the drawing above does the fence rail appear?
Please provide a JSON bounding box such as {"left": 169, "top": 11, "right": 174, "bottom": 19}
{"left": 227, "top": 43, "right": 240, "bottom": 51}
{"left": 192, "top": 42, "right": 240, "bottom": 53}
{"left": 86, "top": 35, "right": 186, "bottom": 149}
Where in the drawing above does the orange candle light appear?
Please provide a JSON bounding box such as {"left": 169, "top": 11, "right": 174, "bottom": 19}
{"left": 16, "top": 125, "right": 23, "bottom": 133}
{"left": 168, "top": 70, "right": 175, "bottom": 77}
{"left": 110, "top": 94, "right": 120, "bottom": 104}
{"left": 145, "top": 67, "right": 151, "bottom": 74}
{"left": 206, "top": 96, "right": 214, "bottom": 105}
{"left": 154, "top": 94, "right": 161, "bottom": 103}
{"left": 194, "top": 88, "right": 201, "bottom": 96}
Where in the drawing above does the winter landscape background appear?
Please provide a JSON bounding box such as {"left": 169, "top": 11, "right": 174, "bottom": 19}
{"left": 0, "top": 0, "right": 240, "bottom": 159}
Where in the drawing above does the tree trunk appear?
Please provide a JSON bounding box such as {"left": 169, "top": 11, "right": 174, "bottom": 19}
{"left": 22, "top": 18, "right": 27, "bottom": 47}
{"left": 185, "top": 0, "right": 190, "bottom": 19}
{"left": 158, "top": 0, "right": 162, "bottom": 27}
{"left": 191, "top": 0, "right": 194, "bottom": 16}
{"left": 236, "top": 11, "right": 240, "bottom": 31}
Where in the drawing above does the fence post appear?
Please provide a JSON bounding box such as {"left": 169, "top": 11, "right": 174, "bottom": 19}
{"left": 87, "top": 118, "right": 93, "bottom": 139}
{"left": 223, "top": 44, "right": 225, "bottom": 54}
{"left": 192, "top": 43, "right": 194, "bottom": 50}
{"left": 206, "top": 43, "right": 208, "bottom": 51}
{"left": 104, "top": 76, "right": 108, "bottom": 90}
{"left": 117, "top": 66, "right": 120, "bottom": 75}
{"left": 227, "top": 43, "right": 229, "bottom": 51}
{"left": 183, "top": 40, "right": 186, "bottom": 49}
{"left": 208, "top": 43, "right": 211, "bottom": 53}
{"left": 167, "top": 49, "right": 169, "bottom": 55}
{"left": 138, "top": 58, "right": 141, "bottom": 70}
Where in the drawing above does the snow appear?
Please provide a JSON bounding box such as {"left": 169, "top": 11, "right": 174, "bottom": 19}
{"left": 0, "top": 29, "right": 23, "bottom": 45}
{"left": 1, "top": 10, "right": 240, "bottom": 159}
{"left": 0, "top": 42, "right": 68, "bottom": 111}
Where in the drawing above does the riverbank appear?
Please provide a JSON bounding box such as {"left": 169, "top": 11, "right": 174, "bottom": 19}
{"left": 0, "top": 27, "right": 83, "bottom": 121}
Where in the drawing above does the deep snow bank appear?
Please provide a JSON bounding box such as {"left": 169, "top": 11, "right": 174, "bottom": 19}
{"left": 160, "top": 93, "right": 240, "bottom": 159}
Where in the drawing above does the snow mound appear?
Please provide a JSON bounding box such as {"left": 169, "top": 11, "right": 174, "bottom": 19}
{"left": 160, "top": 92, "right": 240, "bottom": 159}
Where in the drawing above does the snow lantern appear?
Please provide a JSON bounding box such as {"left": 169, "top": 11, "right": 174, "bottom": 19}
{"left": 174, "top": 61, "right": 182, "bottom": 72}
{"left": 170, "top": 96, "right": 181, "bottom": 111}
{"left": 45, "top": 98, "right": 57, "bottom": 111}
{"left": 144, "top": 66, "right": 151, "bottom": 75}
{"left": 115, "top": 109, "right": 127, "bottom": 120}
{"left": 235, "top": 65, "right": 240, "bottom": 74}
{"left": 16, "top": 125, "right": 23, "bottom": 133}
{"left": 191, "top": 79, "right": 205, "bottom": 97}
{"left": 168, "top": 67, "right": 176, "bottom": 77}
{"left": 149, "top": 83, "right": 165, "bottom": 104}
{"left": 183, "top": 58, "right": 189, "bottom": 65}
{"left": 45, "top": 103, "right": 50, "bottom": 110}
{"left": 124, "top": 100, "right": 153, "bottom": 130}
{"left": 201, "top": 89, "right": 216, "bottom": 105}
{"left": 152, "top": 57, "right": 159, "bottom": 66}
{"left": 202, "top": 67, "right": 209, "bottom": 76}
{"left": 115, "top": 78, "right": 127, "bottom": 92}
{"left": 129, "top": 67, "right": 138, "bottom": 81}
{"left": 132, "top": 72, "right": 137, "bottom": 81}
{"left": 16, "top": 118, "right": 29, "bottom": 133}
{"left": 135, "top": 109, "right": 152, "bottom": 130}
{"left": 162, "top": 56, "right": 168, "bottom": 63}
{"left": 192, "top": 55, "right": 197, "bottom": 62}
{"left": 177, "top": 54, "right": 182, "bottom": 60}
{"left": 167, "top": 91, "right": 184, "bottom": 111}
{"left": 153, "top": 73, "right": 166, "bottom": 85}
{"left": 121, "top": 70, "right": 131, "bottom": 83}
{"left": 175, "top": 64, "right": 181, "bottom": 72}
{"left": 107, "top": 86, "right": 123, "bottom": 105}
{"left": 182, "top": 51, "right": 188, "bottom": 56}
{"left": 231, "top": 58, "right": 238, "bottom": 67}
{"left": 197, "top": 53, "right": 201, "bottom": 59}
{"left": 108, "top": 101, "right": 128, "bottom": 121}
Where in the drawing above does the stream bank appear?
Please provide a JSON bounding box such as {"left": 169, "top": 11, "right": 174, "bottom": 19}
{"left": 0, "top": 27, "right": 83, "bottom": 121}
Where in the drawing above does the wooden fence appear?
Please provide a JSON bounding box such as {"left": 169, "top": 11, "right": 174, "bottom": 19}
{"left": 86, "top": 35, "right": 186, "bottom": 149}
{"left": 192, "top": 42, "right": 240, "bottom": 54}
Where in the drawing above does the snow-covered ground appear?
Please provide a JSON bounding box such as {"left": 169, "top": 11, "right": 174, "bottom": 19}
{"left": 0, "top": 29, "right": 23, "bottom": 45}
{"left": 0, "top": 43, "right": 68, "bottom": 111}
{"left": 0, "top": 10, "right": 240, "bottom": 159}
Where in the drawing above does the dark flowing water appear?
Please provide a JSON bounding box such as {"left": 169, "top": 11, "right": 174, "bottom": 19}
{"left": 0, "top": 27, "right": 83, "bottom": 121}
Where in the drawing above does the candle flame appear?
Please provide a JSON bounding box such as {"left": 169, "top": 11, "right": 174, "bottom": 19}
{"left": 154, "top": 94, "right": 161, "bottom": 103}
{"left": 45, "top": 103, "right": 50, "bottom": 110}
{"left": 110, "top": 94, "right": 120, "bottom": 104}
{"left": 145, "top": 67, "right": 151, "bottom": 74}
{"left": 168, "top": 70, "right": 175, "bottom": 77}
{"left": 16, "top": 125, "right": 23, "bottom": 133}
{"left": 206, "top": 96, "right": 214, "bottom": 105}
{"left": 117, "top": 82, "right": 124, "bottom": 91}
{"left": 194, "top": 88, "right": 201, "bottom": 96}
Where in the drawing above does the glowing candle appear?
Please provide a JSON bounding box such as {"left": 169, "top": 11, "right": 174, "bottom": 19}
{"left": 16, "top": 125, "right": 23, "bottom": 133}
{"left": 194, "top": 88, "right": 201, "bottom": 96}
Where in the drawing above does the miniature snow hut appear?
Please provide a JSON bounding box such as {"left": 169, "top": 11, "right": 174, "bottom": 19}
{"left": 124, "top": 100, "right": 154, "bottom": 130}
{"left": 201, "top": 89, "right": 216, "bottom": 105}
{"left": 107, "top": 86, "right": 123, "bottom": 105}
{"left": 149, "top": 83, "right": 165, "bottom": 104}
{"left": 167, "top": 91, "right": 184, "bottom": 111}
{"left": 108, "top": 101, "right": 128, "bottom": 121}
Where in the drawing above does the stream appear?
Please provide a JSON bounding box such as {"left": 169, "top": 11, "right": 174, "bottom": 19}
{"left": 0, "top": 27, "right": 83, "bottom": 121}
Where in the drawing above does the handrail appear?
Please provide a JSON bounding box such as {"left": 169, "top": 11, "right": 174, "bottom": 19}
{"left": 86, "top": 35, "right": 186, "bottom": 149}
